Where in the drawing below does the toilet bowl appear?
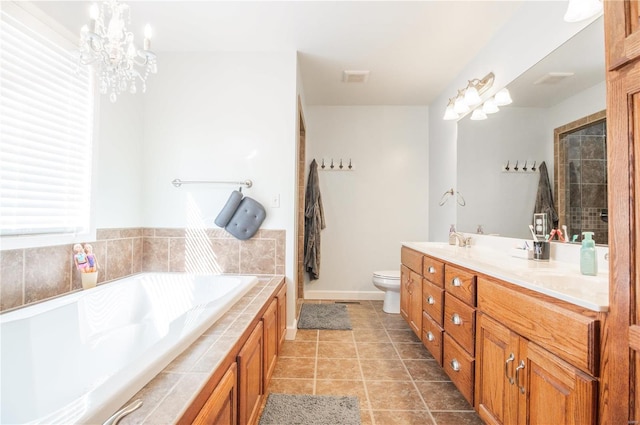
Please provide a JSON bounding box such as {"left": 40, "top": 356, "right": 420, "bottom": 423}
{"left": 372, "top": 270, "right": 401, "bottom": 314}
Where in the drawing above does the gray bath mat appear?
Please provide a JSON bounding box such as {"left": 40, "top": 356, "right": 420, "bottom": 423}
{"left": 297, "top": 303, "right": 352, "bottom": 330}
{"left": 259, "top": 394, "right": 361, "bottom": 425}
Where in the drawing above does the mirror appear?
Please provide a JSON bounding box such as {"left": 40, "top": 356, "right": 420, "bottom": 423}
{"left": 456, "top": 16, "right": 607, "bottom": 244}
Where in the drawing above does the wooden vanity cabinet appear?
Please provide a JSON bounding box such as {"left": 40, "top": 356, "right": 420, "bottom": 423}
{"left": 400, "top": 257, "right": 423, "bottom": 336}
{"left": 192, "top": 363, "right": 238, "bottom": 425}
{"left": 475, "top": 277, "right": 599, "bottom": 425}
{"left": 238, "top": 321, "right": 264, "bottom": 425}
{"left": 263, "top": 299, "right": 278, "bottom": 389}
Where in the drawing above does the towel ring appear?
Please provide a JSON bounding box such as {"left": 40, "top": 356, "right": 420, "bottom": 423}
{"left": 439, "top": 188, "right": 466, "bottom": 207}
{"left": 456, "top": 191, "right": 466, "bottom": 206}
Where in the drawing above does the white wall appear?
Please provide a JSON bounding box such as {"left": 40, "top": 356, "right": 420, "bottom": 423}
{"left": 305, "top": 106, "right": 429, "bottom": 299}
{"left": 94, "top": 95, "right": 144, "bottom": 228}
{"left": 428, "top": 2, "right": 598, "bottom": 242}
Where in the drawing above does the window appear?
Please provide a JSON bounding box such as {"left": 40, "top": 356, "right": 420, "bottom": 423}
{"left": 0, "top": 5, "right": 94, "bottom": 242}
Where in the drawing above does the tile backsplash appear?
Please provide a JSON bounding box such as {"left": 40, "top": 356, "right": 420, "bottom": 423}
{"left": 0, "top": 228, "right": 285, "bottom": 312}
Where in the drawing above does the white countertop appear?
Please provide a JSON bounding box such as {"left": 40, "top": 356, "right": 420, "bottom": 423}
{"left": 402, "top": 241, "right": 609, "bottom": 312}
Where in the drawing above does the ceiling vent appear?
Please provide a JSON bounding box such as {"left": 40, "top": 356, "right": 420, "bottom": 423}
{"left": 342, "top": 70, "right": 370, "bottom": 83}
{"left": 533, "top": 72, "right": 575, "bottom": 85}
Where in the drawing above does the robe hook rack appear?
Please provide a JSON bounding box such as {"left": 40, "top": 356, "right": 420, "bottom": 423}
{"left": 502, "top": 160, "right": 538, "bottom": 173}
{"left": 318, "top": 158, "right": 354, "bottom": 171}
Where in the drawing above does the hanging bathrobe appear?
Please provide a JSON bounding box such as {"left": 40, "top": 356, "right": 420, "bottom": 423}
{"left": 304, "top": 159, "right": 326, "bottom": 280}
{"left": 534, "top": 161, "right": 559, "bottom": 229}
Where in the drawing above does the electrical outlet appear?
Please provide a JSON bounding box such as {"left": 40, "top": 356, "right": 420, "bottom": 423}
{"left": 270, "top": 194, "right": 280, "bottom": 208}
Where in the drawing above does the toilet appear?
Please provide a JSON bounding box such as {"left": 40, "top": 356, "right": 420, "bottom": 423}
{"left": 372, "top": 270, "right": 401, "bottom": 314}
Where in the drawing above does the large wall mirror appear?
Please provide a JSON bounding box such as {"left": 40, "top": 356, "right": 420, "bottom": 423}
{"left": 456, "top": 16, "right": 607, "bottom": 245}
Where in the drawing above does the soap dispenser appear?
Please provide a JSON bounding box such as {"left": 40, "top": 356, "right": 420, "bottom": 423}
{"left": 449, "top": 224, "right": 457, "bottom": 245}
{"left": 580, "top": 232, "right": 598, "bottom": 276}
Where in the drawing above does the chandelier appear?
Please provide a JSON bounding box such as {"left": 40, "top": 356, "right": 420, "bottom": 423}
{"left": 79, "top": 0, "right": 157, "bottom": 102}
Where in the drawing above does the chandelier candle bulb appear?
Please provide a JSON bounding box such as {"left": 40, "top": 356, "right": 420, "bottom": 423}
{"left": 144, "top": 24, "right": 152, "bottom": 50}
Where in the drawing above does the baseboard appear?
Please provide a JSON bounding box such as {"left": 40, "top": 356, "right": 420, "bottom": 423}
{"left": 304, "top": 290, "right": 385, "bottom": 301}
{"left": 285, "top": 319, "right": 298, "bottom": 340}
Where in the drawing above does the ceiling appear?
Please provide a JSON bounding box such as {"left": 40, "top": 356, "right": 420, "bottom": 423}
{"left": 30, "top": 1, "right": 530, "bottom": 106}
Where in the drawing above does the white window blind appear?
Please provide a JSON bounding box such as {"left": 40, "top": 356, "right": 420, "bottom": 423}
{"left": 0, "top": 9, "right": 94, "bottom": 237}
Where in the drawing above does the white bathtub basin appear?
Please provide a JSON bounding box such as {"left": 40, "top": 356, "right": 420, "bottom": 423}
{"left": 0, "top": 272, "right": 258, "bottom": 424}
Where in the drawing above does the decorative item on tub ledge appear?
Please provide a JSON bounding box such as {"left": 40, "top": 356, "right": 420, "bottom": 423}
{"left": 73, "top": 243, "right": 100, "bottom": 289}
{"left": 78, "top": 0, "right": 157, "bottom": 103}
{"left": 318, "top": 158, "right": 354, "bottom": 171}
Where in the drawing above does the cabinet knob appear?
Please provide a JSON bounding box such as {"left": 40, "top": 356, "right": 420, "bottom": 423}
{"left": 450, "top": 358, "right": 461, "bottom": 372}
{"left": 426, "top": 331, "right": 435, "bottom": 341}
{"left": 451, "top": 313, "right": 462, "bottom": 325}
{"left": 428, "top": 266, "right": 436, "bottom": 274}
{"left": 427, "top": 295, "right": 435, "bottom": 305}
{"left": 451, "top": 277, "right": 462, "bottom": 287}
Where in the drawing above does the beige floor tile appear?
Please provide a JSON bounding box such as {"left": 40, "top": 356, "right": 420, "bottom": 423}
{"left": 415, "top": 381, "right": 473, "bottom": 411}
{"left": 315, "top": 379, "right": 367, "bottom": 401}
{"left": 353, "top": 328, "right": 390, "bottom": 342}
{"left": 365, "top": 381, "right": 427, "bottom": 410}
{"left": 317, "top": 341, "right": 357, "bottom": 358}
{"left": 388, "top": 329, "right": 422, "bottom": 343}
{"left": 356, "top": 342, "right": 399, "bottom": 359}
{"left": 430, "top": 411, "right": 484, "bottom": 425}
{"left": 318, "top": 329, "right": 355, "bottom": 342}
{"left": 361, "top": 358, "right": 411, "bottom": 381}
{"left": 272, "top": 357, "right": 315, "bottom": 379}
{"left": 404, "top": 359, "right": 450, "bottom": 381}
{"left": 294, "top": 329, "right": 319, "bottom": 341}
{"left": 360, "top": 409, "right": 374, "bottom": 425}
{"left": 350, "top": 317, "right": 384, "bottom": 329}
{"left": 395, "top": 342, "right": 434, "bottom": 360}
{"left": 316, "top": 357, "right": 362, "bottom": 380}
{"left": 266, "top": 378, "right": 314, "bottom": 395}
{"left": 372, "top": 410, "right": 435, "bottom": 425}
{"left": 279, "top": 340, "right": 317, "bottom": 357}
{"left": 380, "top": 315, "right": 412, "bottom": 330}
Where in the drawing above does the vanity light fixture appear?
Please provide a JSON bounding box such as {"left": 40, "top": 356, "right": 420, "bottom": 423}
{"left": 494, "top": 88, "right": 513, "bottom": 106}
{"left": 78, "top": 0, "right": 157, "bottom": 102}
{"left": 443, "top": 72, "right": 494, "bottom": 120}
{"left": 564, "top": 0, "right": 602, "bottom": 22}
{"left": 470, "top": 109, "right": 487, "bottom": 121}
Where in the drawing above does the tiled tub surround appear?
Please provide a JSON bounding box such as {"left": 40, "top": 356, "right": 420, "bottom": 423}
{"left": 114, "top": 275, "right": 285, "bottom": 424}
{"left": 0, "top": 228, "right": 284, "bottom": 312}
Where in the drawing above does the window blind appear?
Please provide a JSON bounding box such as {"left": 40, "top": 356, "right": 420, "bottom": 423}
{"left": 0, "top": 10, "right": 94, "bottom": 237}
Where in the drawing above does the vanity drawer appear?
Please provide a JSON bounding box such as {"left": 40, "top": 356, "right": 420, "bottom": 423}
{"left": 443, "top": 293, "right": 476, "bottom": 356}
{"left": 422, "top": 256, "right": 445, "bottom": 287}
{"left": 422, "top": 312, "right": 443, "bottom": 366}
{"left": 422, "top": 279, "right": 444, "bottom": 325}
{"left": 444, "top": 265, "right": 476, "bottom": 306}
{"left": 401, "top": 247, "right": 423, "bottom": 274}
{"left": 443, "top": 334, "right": 474, "bottom": 406}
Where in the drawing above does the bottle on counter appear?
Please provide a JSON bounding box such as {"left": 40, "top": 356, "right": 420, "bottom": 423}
{"left": 580, "top": 232, "right": 598, "bottom": 276}
{"left": 449, "top": 224, "right": 457, "bottom": 245}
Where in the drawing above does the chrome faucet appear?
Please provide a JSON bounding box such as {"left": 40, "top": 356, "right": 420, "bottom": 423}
{"left": 449, "top": 232, "right": 472, "bottom": 247}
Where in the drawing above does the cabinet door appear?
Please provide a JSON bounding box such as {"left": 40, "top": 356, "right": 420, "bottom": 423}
{"left": 475, "top": 314, "right": 518, "bottom": 425}
{"left": 408, "top": 271, "right": 422, "bottom": 335}
{"left": 276, "top": 284, "right": 287, "bottom": 351}
{"left": 605, "top": 0, "right": 640, "bottom": 68}
{"left": 518, "top": 341, "right": 597, "bottom": 425}
{"left": 238, "top": 321, "right": 264, "bottom": 425}
{"left": 263, "top": 298, "right": 278, "bottom": 389}
{"left": 192, "top": 363, "right": 237, "bottom": 425}
{"left": 400, "top": 265, "right": 411, "bottom": 323}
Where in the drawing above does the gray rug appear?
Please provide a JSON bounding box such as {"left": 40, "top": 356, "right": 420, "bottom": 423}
{"left": 297, "top": 303, "right": 352, "bottom": 330}
{"left": 259, "top": 394, "right": 361, "bottom": 425}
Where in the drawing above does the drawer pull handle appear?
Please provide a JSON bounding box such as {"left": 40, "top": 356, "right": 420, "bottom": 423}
{"left": 427, "top": 295, "right": 435, "bottom": 305}
{"left": 515, "top": 360, "right": 526, "bottom": 394}
{"left": 451, "top": 313, "right": 462, "bottom": 325}
{"left": 505, "top": 353, "right": 515, "bottom": 385}
{"left": 428, "top": 266, "right": 436, "bottom": 274}
{"left": 450, "top": 359, "right": 461, "bottom": 372}
{"left": 426, "top": 331, "right": 435, "bottom": 341}
{"left": 452, "top": 277, "right": 462, "bottom": 287}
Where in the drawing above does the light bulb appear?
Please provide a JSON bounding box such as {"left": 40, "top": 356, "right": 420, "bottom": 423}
{"left": 144, "top": 24, "right": 153, "bottom": 39}
{"left": 494, "top": 88, "right": 512, "bottom": 106}
{"left": 482, "top": 98, "right": 499, "bottom": 114}
{"left": 471, "top": 109, "right": 487, "bottom": 120}
{"left": 464, "top": 86, "right": 481, "bottom": 106}
{"left": 89, "top": 4, "right": 99, "bottom": 20}
{"left": 454, "top": 97, "right": 470, "bottom": 114}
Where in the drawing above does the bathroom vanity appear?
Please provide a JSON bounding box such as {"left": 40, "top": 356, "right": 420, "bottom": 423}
{"left": 400, "top": 242, "right": 607, "bottom": 425}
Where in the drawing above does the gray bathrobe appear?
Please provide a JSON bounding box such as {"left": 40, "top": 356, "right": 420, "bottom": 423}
{"left": 304, "top": 159, "right": 326, "bottom": 280}
{"left": 534, "top": 161, "right": 559, "bottom": 229}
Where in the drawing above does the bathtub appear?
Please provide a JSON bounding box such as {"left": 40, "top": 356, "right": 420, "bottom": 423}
{"left": 0, "top": 272, "right": 259, "bottom": 424}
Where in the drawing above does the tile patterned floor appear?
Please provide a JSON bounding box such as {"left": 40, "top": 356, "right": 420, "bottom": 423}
{"left": 262, "top": 300, "right": 484, "bottom": 425}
